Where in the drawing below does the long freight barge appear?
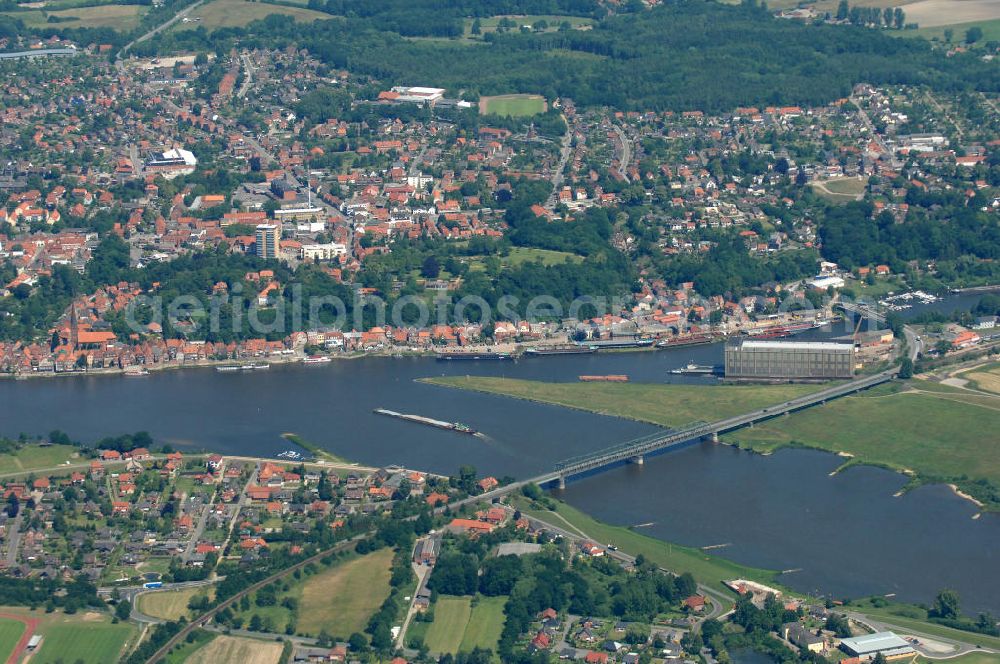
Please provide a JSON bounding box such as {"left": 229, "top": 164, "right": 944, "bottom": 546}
{"left": 374, "top": 408, "right": 478, "bottom": 434}
{"left": 435, "top": 350, "right": 516, "bottom": 361}
{"left": 525, "top": 344, "right": 598, "bottom": 356}
{"left": 742, "top": 321, "right": 822, "bottom": 339}
{"left": 656, "top": 334, "right": 720, "bottom": 349}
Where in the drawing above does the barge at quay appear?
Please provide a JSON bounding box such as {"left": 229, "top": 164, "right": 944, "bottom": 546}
{"left": 586, "top": 338, "right": 656, "bottom": 350}
{"left": 435, "top": 350, "right": 516, "bottom": 361}
{"left": 525, "top": 344, "right": 598, "bottom": 356}
{"left": 656, "top": 334, "right": 719, "bottom": 349}
{"left": 216, "top": 362, "right": 271, "bottom": 372}
{"left": 374, "top": 408, "right": 478, "bottom": 434}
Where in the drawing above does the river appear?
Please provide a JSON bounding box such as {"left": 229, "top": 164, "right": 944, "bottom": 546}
{"left": 1, "top": 301, "right": 998, "bottom": 612}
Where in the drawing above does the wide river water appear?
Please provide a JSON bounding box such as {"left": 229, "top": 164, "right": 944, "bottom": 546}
{"left": 1, "top": 294, "right": 997, "bottom": 612}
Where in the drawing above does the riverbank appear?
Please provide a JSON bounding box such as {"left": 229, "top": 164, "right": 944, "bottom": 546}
{"left": 426, "top": 376, "right": 1000, "bottom": 511}
{"left": 513, "top": 495, "right": 783, "bottom": 593}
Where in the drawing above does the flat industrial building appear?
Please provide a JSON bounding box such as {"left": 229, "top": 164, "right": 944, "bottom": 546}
{"left": 839, "top": 632, "right": 914, "bottom": 660}
{"left": 725, "top": 339, "right": 855, "bottom": 379}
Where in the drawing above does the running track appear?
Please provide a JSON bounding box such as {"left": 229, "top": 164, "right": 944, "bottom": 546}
{"left": 0, "top": 613, "right": 38, "bottom": 664}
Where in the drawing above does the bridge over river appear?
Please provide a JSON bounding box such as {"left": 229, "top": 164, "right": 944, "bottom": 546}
{"left": 452, "top": 317, "right": 919, "bottom": 508}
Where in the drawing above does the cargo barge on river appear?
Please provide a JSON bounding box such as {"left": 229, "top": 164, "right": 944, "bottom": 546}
{"left": 374, "top": 408, "right": 477, "bottom": 434}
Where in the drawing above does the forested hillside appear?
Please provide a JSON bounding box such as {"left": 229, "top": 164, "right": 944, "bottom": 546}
{"left": 137, "top": 0, "right": 1000, "bottom": 111}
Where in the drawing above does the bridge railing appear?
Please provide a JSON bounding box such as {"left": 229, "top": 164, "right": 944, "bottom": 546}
{"left": 553, "top": 421, "right": 709, "bottom": 474}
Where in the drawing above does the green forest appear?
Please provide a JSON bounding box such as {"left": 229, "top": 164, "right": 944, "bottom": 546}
{"left": 127, "top": 0, "right": 1000, "bottom": 112}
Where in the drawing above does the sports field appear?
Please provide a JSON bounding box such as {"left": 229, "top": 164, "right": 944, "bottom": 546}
{"left": 0, "top": 617, "right": 26, "bottom": 663}
{"left": 0, "top": 4, "right": 147, "bottom": 30}
{"left": 479, "top": 94, "right": 547, "bottom": 117}
{"left": 26, "top": 612, "right": 135, "bottom": 664}
{"left": 173, "top": 0, "right": 330, "bottom": 30}
{"left": 186, "top": 634, "right": 284, "bottom": 664}
{"left": 297, "top": 548, "right": 394, "bottom": 636}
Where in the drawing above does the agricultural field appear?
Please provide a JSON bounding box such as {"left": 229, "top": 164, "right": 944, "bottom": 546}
{"left": 479, "top": 94, "right": 547, "bottom": 117}
{"left": 912, "top": 17, "right": 1000, "bottom": 42}
{"left": 0, "top": 4, "right": 148, "bottom": 31}
{"left": 296, "top": 547, "right": 394, "bottom": 636}
{"left": 0, "top": 617, "right": 26, "bottom": 664}
{"left": 0, "top": 444, "right": 82, "bottom": 476}
{"left": 164, "top": 629, "right": 216, "bottom": 664}
{"left": 960, "top": 362, "right": 1000, "bottom": 395}
{"left": 902, "top": 0, "right": 1000, "bottom": 28}
{"left": 186, "top": 634, "right": 284, "bottom": 664}
{"left": 172, "top": 0, "right": 331, "bottom": 31}
{"left": 137, "top": 585, "right": 216, "bottom": 621}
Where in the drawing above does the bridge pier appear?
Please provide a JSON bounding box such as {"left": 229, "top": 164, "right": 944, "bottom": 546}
{"left": 703, "top": 432, "right": 719, "bottom": 443}
{"left": 557, "top": 475, "right": 566, "bottom": 490}
{"left": 630, "top": 455, "right": 644, "bottom": 465}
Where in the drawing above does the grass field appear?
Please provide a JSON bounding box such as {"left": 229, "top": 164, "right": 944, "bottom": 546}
{"left": 1, "top": 4, "right": 147, "bottom": 30}
{"left": 425, "top": 596, "right": 473, "bottom": 654}
{"left": 186, "top": 634, "right": 284, "bottom": 664}
{"left": 911, "top": 17, "right": 1000, "bottom": 42}
{"left": 297, "top": 548, "right": 394, "bottom": 637}
{"left": 918, "top": 653, "right": 1000, "bottom": 664}
{"left": 464, "top": 14, "right": 595, "bottom": 37}
{"left": 428, "top": 375, "right": 1000, "bottom": 505}
{"left": 851, "top": 599, "right": 1000, "bottom": 651}
{"left": 811, "top": 177, "right": 866, "bottom": 202}
{"left": 137, "top": 586, "right": 216, "bottom": 621}
{"left": 459, "top": 596, "right": 507, "bottom": 652}
{"left": 506, "top": 247, "right": 583, "bottom": 267}
{"left": 423, "top": 376, "right": 826, "bottom": 428}
{"left": 0, "top": 617, "right": 26, "bottom": 663}
{"left": 0, "top": 444, "right": 81, "bottom": 475}
{"left": 480, "top": 94, "right": 547, "bottom": 117}
{"left": 724, "top": 382, "right": 1000, "bottom": 487}
{"left": 32, "top": 616, "right": 135, "bottom": 664}
{"left": 903, "top": 0, "right": 1000, "bottom": 28}
{"left": 173, "top": 0, "right": 330, "bottom": 30}
{"left": 961, "top": 362, "right": 1000, "bottom": 395}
